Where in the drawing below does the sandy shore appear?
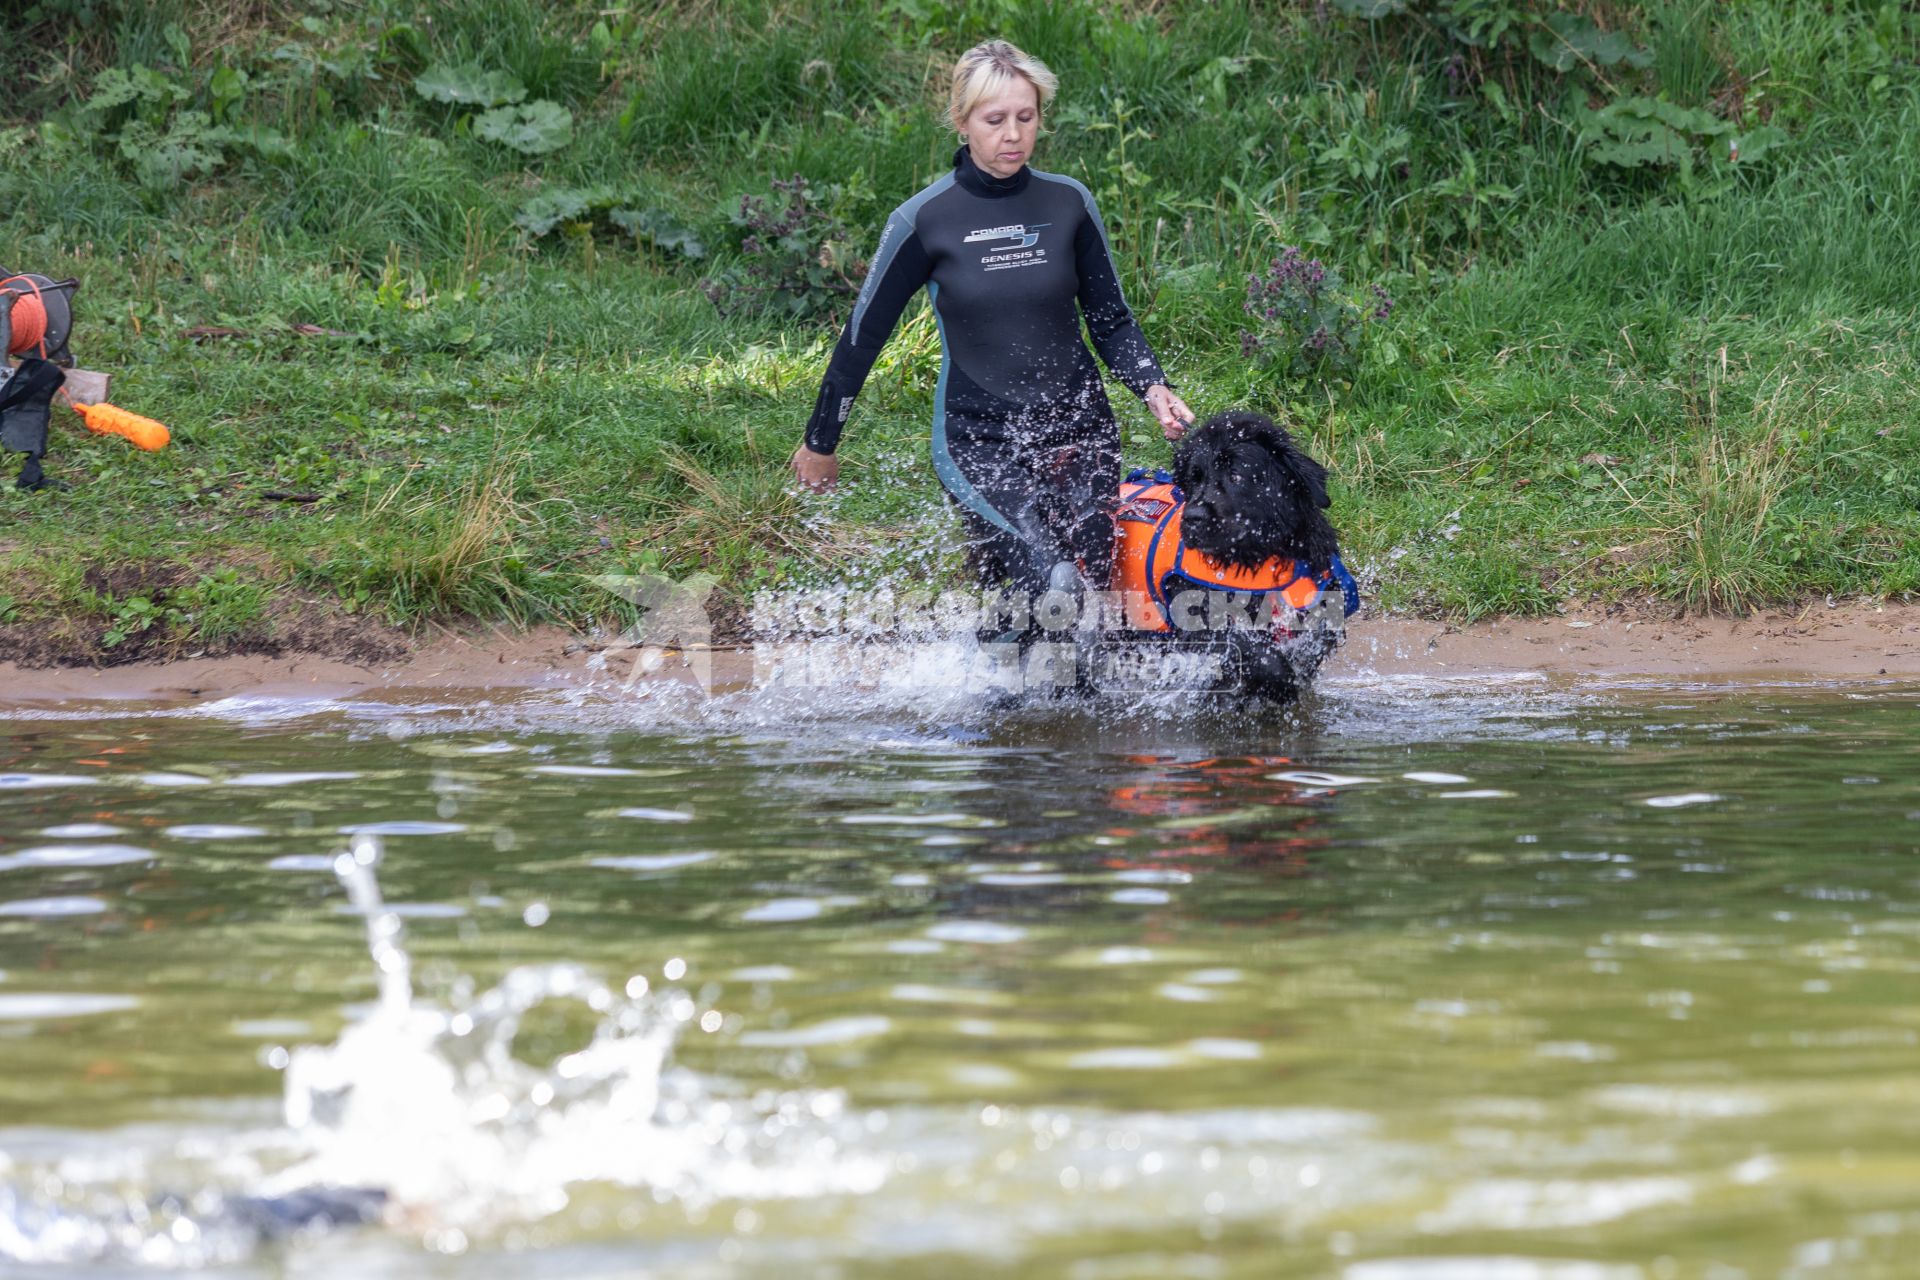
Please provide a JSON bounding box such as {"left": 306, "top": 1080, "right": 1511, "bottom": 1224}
{"left": 1, "top": 602, "right": 1916, "bottom": 704}
{"left": 1332, "top": 600, "right": 1920, "bottom": 681}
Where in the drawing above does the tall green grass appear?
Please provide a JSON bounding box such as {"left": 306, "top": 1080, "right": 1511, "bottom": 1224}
{"left": 2, "top": 0, "right": 1916, "bottom": 651}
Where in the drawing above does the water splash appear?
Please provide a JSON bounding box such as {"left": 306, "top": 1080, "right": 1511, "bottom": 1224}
{"left": 279, "top": 835, "right": 887, "bottom": 1227}
{"left": 0, "top": 835, "right": 884, "bottom": 1267}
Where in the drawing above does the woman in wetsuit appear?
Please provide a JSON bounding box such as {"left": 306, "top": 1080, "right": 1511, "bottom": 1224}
{"left": 790, "top": 39, "right": 1193, "bottom": 596}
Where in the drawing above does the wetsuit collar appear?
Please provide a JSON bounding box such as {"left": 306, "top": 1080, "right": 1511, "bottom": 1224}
{"left": 953, "top": 145, "right": 1030, "bottom": 198}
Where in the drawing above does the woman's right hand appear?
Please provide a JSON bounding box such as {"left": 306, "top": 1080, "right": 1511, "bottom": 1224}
{"left": 791, "top": 445, "right": 839, "bottom": 493}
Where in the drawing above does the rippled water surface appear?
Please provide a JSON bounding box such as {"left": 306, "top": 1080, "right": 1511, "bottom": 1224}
{"left": 2, "top": 670, "right": 1919, "bottom": 1278}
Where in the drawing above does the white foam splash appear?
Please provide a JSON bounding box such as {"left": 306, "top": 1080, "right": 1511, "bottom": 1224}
{"left": 271, "top": 836, "right": 887, "bottom": 1227}
{"left": 0, "top": 835, "right": 890, "bottom": 1268}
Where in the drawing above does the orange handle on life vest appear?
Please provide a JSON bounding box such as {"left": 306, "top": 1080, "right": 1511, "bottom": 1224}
{"left": 71, "top": 401, "right": 170, "bottom": 451}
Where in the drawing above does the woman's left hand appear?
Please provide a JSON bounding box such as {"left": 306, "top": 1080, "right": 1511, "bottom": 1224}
{"left": 1144, "top": 384, "right": 1195, "bottom": 440}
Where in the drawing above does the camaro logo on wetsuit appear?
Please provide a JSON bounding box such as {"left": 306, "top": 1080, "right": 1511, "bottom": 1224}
{"left": 964, "top": 222, "right": 1051, "bottom": 272}
{"left": 963, "top": 223, "right": 1049, "bottom": 250}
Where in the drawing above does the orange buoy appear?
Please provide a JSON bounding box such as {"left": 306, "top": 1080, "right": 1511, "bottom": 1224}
{"left": 72, "top": 400, "right": 170, "bottom": 451}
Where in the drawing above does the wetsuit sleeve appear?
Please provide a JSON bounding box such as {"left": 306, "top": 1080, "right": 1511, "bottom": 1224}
{"left": 802, "top": 207, "right": 934, "bottom": 455}
{"left": 1071, "top": 188, "right": 1168, "bottom": 397}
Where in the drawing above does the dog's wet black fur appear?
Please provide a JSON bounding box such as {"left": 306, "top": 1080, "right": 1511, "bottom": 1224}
{"left": 227, "top": 1186, "right": 389, "bottom": 1238}
{"left": 1173, "top": 409, "right": 1340, "bottom": 575}
{"left": 982, "top": 409, "right": 1348, "bottom": 704}
{"left": 1162, "top": 409, "right": 1346, "bottom": 700}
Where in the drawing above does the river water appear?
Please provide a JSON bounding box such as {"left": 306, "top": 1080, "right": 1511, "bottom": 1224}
{"left": 1, "top": 660, "right": 1917, "bottom": 1278}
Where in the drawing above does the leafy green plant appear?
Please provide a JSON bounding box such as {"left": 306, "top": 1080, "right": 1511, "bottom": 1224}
{"left": 414, "top": 62, "right": 527, "bottom": 107}
{"left": 514, "top": 187, "right": 706, "bottom": 258}
{"left": 1421, "top": 149, "right": 1518, "bottom": 249}
{"left": 271, "top": 441, "right": 343, "bottom": 492}
{"left": 208, "top": 64, "right": 249, "bottom": 123}
{"left": 1240, "top": 247, "right": 1394, "bottom": 392}
{"left": 173, "top": 568, "right": 268, "bottom": 645}
{"left": 1052, "top": 94, "right": 1191, "bottom": 283}
{"left": 60, "top": 62, "right": 288, "bottom": 188}
{"left": 414, "top": 61, "right": 571, "bottom": 157}
{"left": 515, "top": 186, "right": 615, "bottom": 237}
{"left": 1576, "top": 96, "right": 1789, "bottom": 178}
{"left": 1527, "top": 11, "right": 1654, "bottom": 73}
{"left": 100, "top": 594, "right": 181, "bottom": 649}
{"left": 699, "top": 175, "right": 868, "bottom": 320}
{"left": 1333, "top": 0, "right": 1652, "bottom": 78}
{"left": 474, "top": 100, "right": 573, "bottom": 155}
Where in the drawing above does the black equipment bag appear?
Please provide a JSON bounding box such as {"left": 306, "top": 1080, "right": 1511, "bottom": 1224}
{"left": 0, "top": 357, "right": 65, "bottom": 491}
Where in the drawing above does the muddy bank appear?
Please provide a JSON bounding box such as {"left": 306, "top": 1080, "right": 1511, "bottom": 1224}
{"left": 2, "top": 600, "right": 1916, "bottom": 705}
{"left": 1335, "top": 601, "right": 1920, "bottom": 681}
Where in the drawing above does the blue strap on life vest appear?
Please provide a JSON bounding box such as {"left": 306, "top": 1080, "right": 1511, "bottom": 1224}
{"left": 1166, "top": 550, "right": 1315, "bottom": 599}
{"left": 1323, "top": 553, "right": 1360, "bottom": 617}
{"left": 1157, "top": 563, "right": 1304, "bottom": 629}
{"left": 1122, "top": 467, "right": 1179, "bottom": 500}
{"left": 1141, "top": 508, "right": 1183, "bottom": 621}
{"left": 1159, "top": 549, "right": 1358, "bottom": 625}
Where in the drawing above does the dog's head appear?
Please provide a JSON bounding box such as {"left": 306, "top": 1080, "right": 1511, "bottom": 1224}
{"left": 1171, "top": 409, "right": 1340, "bottom": 573}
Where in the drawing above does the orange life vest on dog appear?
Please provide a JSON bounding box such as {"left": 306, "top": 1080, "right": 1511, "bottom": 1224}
{"left": 1114, "top": 471, "right": 1328, "bottom": 633}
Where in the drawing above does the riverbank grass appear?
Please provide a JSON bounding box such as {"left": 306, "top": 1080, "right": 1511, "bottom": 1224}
{"left": 2, "top": 0, "right": 1915, "bottom": 659}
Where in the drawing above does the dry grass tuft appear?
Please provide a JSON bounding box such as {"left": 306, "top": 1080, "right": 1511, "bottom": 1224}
{"left": 639, "top": 444, "right": 903, "bottom": 575}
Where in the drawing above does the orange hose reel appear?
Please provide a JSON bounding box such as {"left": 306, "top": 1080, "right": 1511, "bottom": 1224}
{"left": 3, "top": 271, "right": 170, "bottom": 452}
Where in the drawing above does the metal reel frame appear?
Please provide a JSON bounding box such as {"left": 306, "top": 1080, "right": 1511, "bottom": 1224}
{"left": 0, "top": 269, "right": 79, "bottom": 367}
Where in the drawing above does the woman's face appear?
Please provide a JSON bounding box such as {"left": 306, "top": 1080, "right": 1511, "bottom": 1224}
{"left": 964, "top": 76, "right": 1040, "bottom": 179}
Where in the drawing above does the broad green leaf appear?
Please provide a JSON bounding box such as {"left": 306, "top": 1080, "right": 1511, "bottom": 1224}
{"left": 1604, "top": 96, "right": 1733, "bottom": 137}
{"left": 514, "top": 186, "right": 611, "bottom": 236}
{"left": 474, "top": 100, "right": 573, "bottom": 155}
{"left": 413, "top": 62, "right": 527, "bottom": 107}
{"left": 515, "top": 194, "right": 590, "bottom": 237}
{"left": 83, "top": 69, "right": 142, "bottom": 114}
{"left": 118, "top": 112, "right": 225, "bottom": 188}
{"left": 610, "top": 208, "right": 708, "bottom": 260}
{"left": 209, "top": 64, "right": 248, "bottom": 122}
{"left": 1330, "top": 0, "right": 1409, "bottom": 18}
{"left": 1481, "top": 81, "right": 1519, "bottom": 126}
{"left": 1529, "top": 14, "right": 1654, "bottom": 73}
{"left": 225, "top": 122, "right": 294, "bottom": 161}
{"left": 1728, "top": 125, "right": 1789, "bottom": 164}
{"left": 1587, "top": 121, "right": 1693, "bottom": 170}
{"left": 162, "top": 20, "right": 191, "bottom": 69}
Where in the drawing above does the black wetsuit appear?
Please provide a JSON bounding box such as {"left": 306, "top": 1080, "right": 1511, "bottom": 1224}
{"left": 804, "top": 148, "right": 1169, "bottom": 593}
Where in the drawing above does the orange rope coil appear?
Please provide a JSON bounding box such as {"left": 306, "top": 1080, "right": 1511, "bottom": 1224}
{"left": 2, "top": 276, "right": 50, "bottom": 357}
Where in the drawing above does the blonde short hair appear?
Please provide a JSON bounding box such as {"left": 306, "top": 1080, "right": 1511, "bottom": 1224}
{"left": 947, "top": 40, "right": 1058, "bottom": 136}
